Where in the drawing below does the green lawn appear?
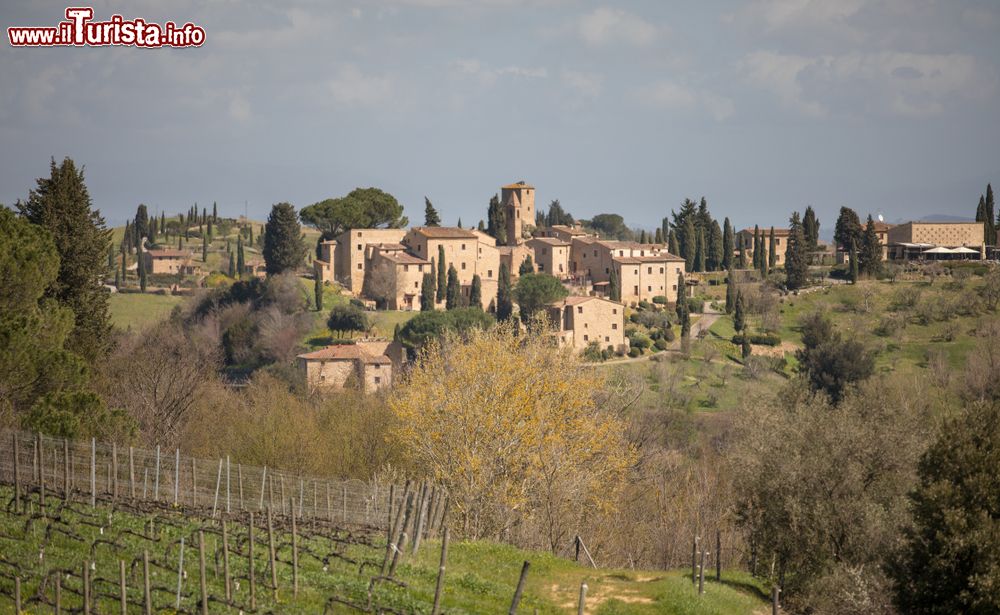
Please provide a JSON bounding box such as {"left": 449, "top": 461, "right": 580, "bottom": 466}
{"left": 0, "top": 486, "right": 766, "bottom": 614}
{"left": 108, "top": 292, "right": 184, "bottom": 330}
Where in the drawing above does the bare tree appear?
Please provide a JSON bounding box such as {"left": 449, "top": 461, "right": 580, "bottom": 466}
{"left": 362, "top": 263, "right": 397, "bottom": 310}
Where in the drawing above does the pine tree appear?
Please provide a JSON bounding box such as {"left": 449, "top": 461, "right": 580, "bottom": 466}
{"left": 445, "top": 264, "right": 460, "bottom": 310}
{"left": 228, "top": 252, "right": 236, "bottom": 278}
{"left": 695, "top": 228, "right": 706, "bottom": 272}
{"left": 609, "top": 265, "right": 621, "bottom": 301}
{"left": 722, "top": 218, "right": 734, "bottom": 270}
{"left": 436, "top": 246, "right": 447, "bottom": 302}
{"left": 262, "top": 203, "right": 305, "bottom": 276}
{"left": 519, "top": 255, "right": 534, "bottom": 276}
{"left": 18, "top": 157, "right": 112, "bottom": 362}
{"left": 725, "top": 266, "right": 737, "bottom": 314}
{"left": 768, "top": 227, "right": 777, "bottom": 269}
{"left": 733, "top": 290, "right": 746, "bottom": 333}
{"left": 497, "top": 263, "right": 513, "bottom": 321}
{"left": 785, "top": 212, "right": 808, "bottom": 290}
{"left": 676, "top": 272, "right": 690, "bottom": 337}
{"left": 470, "top": 274, "right": 482, "bottom": 308}
{"left": 420, "top": 272, "right": 436, "bottom": 311}
{"left": 424, "top": 197, "right": 441, "bottom": 226}
{"left": 314, "top": 274, "right": 323, "bottom": 311}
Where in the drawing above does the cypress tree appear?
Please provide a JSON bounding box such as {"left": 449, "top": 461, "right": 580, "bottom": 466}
{"left": 654, "top": 227, "right": 663, "bottom": 244}
{"left": 734, "top": 290, "right": 746, "bottom": 333}
{"left": 262, "top": 202, "right": 306, "bottom": 276}
{"left": 249, "top": 224, "right": 253, "bottom": 245}
{"left": 178, "top": 235, "right": 183, "bottom": 250}
{"left": 212, "top": 201, "right": 218, "bottom": 222}
{"left": 609, "top": 265, "right": 621, "bottom": 301}
{"left": 202, "top": 234, "right": 208, "bottom": 262}
{"left": 487, "top": 194, "right": 506, "bottom": 245}
{"left": 668, "top": 230, "right": 680, "bottom": 255}
{"left": 661, "top": 217, "right": 670, "bottom": 245}
{"left": 519, "top": 255, "right": 534, "bottom": 276}
{"left": 741, "top": 331, "right": 752, "bottom": 360}
{"left": 420, "top": 272, "right": 436, "bottom": 311}
{"left": 639, "top": 229, "right": 647, "bottom": 244}
{"left": 752, "top": 226, "right": 761, "bottom": 269}
{"left": 803, "top": 206, "right": 819, "bottom": 249}
{"left": 202, "top": 207, "right": 207, "bottom": 225}
{"left": 759, "top": 231, "right": 769, "bottom": 278}
{"left": 987, "top": 183, "right": 996, "bottom": 244}
{"left": 107, "top": 244, "right": 115, "bottom": 269}
{"left": 436, "top": 246, "right": 447, "bottom": 302}
{"left": 785, "top": 212, "right": 809, "bottom": 290}
{"left": 457, "top": 218, "right": 462, "bottom": 229}
{"left": 18, "top": 157, "right": 112, "bottom": 361}
{"left": 314, "top": 274, "right": 323, "bottom": 311}
{"left": 859, "top": 215, "right": 882, "bottom": 277}
{"left": 114, "top": 268, "right": 120, "bottom": 289}
{"left": 477, "top": 220, "right": 486, "bottom": 232}
{"left": 497, "top": 263, "right": 513, "bottom": 321}
{"left": 695, "top": 228, "right": 706, "bottom": 272}
{"left": 207, "top": 217, "right": 213, "bottom": 239}
{"left": 722, "top": 217, "right": 734, "bottom": 270}
{"left": 134, "top": 204, "right": 150, "bottom": 239}
{"left": 121, "top": 253, "right": 128, "bottom": 286}
{"left": 709, "top": 220, "right": 723, "bottom": 271}
{"left": 228, "top": 251, "right": 236, "bottom": 278}
{"left": 470, "top": 274, "right": 482, "bottom": 308}
{"left": 424, "top": 197, "right": 441, "bottom": 226}
{"left": 139, "top": 259, "right": 147, "bottom": 292}
{"left": 682, "top": 216, "right": 697, "bottom": 271}
{"left": 849, "top": 239, "right": 859, "bottom": 284}
{"left": 768, "top": 227, "right": 777, "bottom": 269}
{"left": 236, "top": 235, "right": 245, "bottom": 278}
{"left": 160, "top": 212, "right": 166, "bottom": 237}
{"left": 676, "top": 272, "right": 690, "bottom": 337}
{"left": 445, "top": 264, "right": 460, "bottom": 310}
{"left": 725, "top": 266, "right": 737, "bottom": 314}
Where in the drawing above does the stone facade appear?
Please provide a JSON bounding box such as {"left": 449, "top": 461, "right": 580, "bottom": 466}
{"left": 366, "top": 244, "right": 431, "bottom": 310}
{"left": 145, "top": 249, "right": 193, "bottom": 275}
{"left": 314, "top": 239, "right": 337, "bottom": 284}
{"left": 547, "top": 296, "right": 626, "bottom": 353}
{"left": 612, "top": 255, "right": 686, "bottom": 304}
{"left": 887, "top": 222, "right": 985, "bottom": 248}
{"left": 501, "top": 181, "right": 535, "bottom": 243}
{"left": 402, "top": 227, "right": 497, "bottom": 309}
{"left": 297, "top": 341, "right": 393, "bottom": 392}
{"left": 334, "top": 228, "right": 408, "bottom": 292}
{"left": 736, "top": 228, "right": 790, "bottom": 267}
{"left": 527, "top": 237, "right": 571, "bottom": 278}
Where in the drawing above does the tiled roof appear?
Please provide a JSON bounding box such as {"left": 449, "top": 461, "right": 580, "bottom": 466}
{"left": 147, "top": 249, "right": 189, "bottom": 258}
{"left": 412, "top": 226, "right": 478, "bottom": 239}
{"left": 380, "top": 252, "right": 430, "bottom": 265}
{"left": 297, "top": 345, "right": 366, "bottom": 361}
{"left": 529, "top": 237, "right": 570, "bottom": 246}
{"left": 374, "top": 242, "right": 408, "bottom": 250}
{"left": 549, "top": 224, "right": 588, "bottom": 236}
{"left": 501, "top": 181, "right": 534, "bottom": 190}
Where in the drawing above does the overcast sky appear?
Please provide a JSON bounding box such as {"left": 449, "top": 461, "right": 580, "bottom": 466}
{"left": 2, "top": 0, "right": 998, "bottom": 233}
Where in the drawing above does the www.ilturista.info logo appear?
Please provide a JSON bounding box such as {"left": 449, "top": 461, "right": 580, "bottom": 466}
{"left": 8, "top": 7, "right": 205, "bottom": 48}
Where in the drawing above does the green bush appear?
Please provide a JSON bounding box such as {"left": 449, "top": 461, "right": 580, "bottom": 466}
{"left": 731, "top": 332, "right": 782, "bottom": 346}
{"left": 653, "top": 338, "right": 668, "bottom": 351}
{"left": 628, "top": 347, "right": 641, "bottom": 358}
{"left": 629, "top": 334, "right": 652, "bottom": 350}
{"left": 663, "top": 327, "right": 676, "bottom": 342}
{"left": 652, "top": 295, "right": 668, "bottom": 304}
{"left": 582, "top": 341, "right": 605, "bottom": 362}
{"left": 637, "top": 300, "right": 652, "bottom": 311}
{"left": 687, "top": 297, "right": 702, "bottom": 313}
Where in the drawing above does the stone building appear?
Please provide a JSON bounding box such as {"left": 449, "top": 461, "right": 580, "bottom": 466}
{"left": 887, "top": 221, "right": 985, "bottom": 260}
{"left": 501, "top": 181, "right": 535, "bottom": 242}
{"left": 736, "top": 228, "right": 790, "bottom": 268}
{"left": 297, "top": 341, "right": 394, "bottom": 392}
{"left": 365, "top": 244, "right": 432, "bottom": 310}
{"left": 314, "top": 239, "right": 337, "bottom": 284}
{"left": 402, "top": 226, "right": 498, "bottom": 309}
{"left": 526, "top": 236, "right": 571, "bottom": 279}
{"left": 334, "top": 228, "right": 408, "bottom": 292}
{"left": 547, "top": 296, "right": 627, "bottom": 354}
{"left": 611, "top": 254, "right": 686, "bottom": 304}
{"left": 144, "top": 249, "right": 194, "bottom": 274}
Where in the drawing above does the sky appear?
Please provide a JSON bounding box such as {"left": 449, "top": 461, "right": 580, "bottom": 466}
{"left": 2, "top": 0, "right": 999, "bottom": 234}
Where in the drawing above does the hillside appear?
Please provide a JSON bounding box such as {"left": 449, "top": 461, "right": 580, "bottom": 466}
{"left": 0, "top": 485, "right": 766, "bottom": 614}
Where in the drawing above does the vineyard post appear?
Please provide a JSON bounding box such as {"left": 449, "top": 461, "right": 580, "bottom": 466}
{"left": 129, "top": 446, "right": 135, "bottom": 499}
{"left": 298, "top": 478, "right": 304, "bottom": 519}
{"left": 699, "top": 548, "right": 706, "bottom": 595}
{"left": 691, "top": 536, "right": 698, "bottom": 584}
{"left": 327, "top": 482, "right": 332, "bottom": 522}
{"left": 259, "top": 466, "right": 267, "bottom": 511}
{"left": 577, "top": 582, "right": 588, "bottom": 615}
{"left": 238, "top": 463, "right": 244, "bottom": 511}
{"left": 174, "top": 448, "right": 180, "bottom": 506}
{"left": 32, "top": 432, "right": 39, "bottom": 485}
{"left": 280, "top": 476, "right": 286, "bottom": 515}
{"left": 38, "top": 434, "right": 45, "bottom": 516}
{"left": 772, "top": 586, "right": 781, "bottom": 615}
{"left": 382, "top": 482, "right": 409, "bottom": 576}
{"left": 63, "top": 438, "right": 70, "bottom": 502}
{"left": 56, "top": 572, "right": 62, "bottom": 613}
{"left": 267, "top": 506, "right": 278, "bottom": 596}
{"left": 191, "top": 458, "right": 197, "bottom": 507}
{"left": 226, "top": 455, "right": 231, "bottom": 515}
{"left": 143, "top": 550, "right": 152, "bottom": 615}
{"left": 508, "top": 561, "right": 530, "bottom": 615}
{"left": 12, "top": 433, "right": 20, "bottom": 513}
{"left": 119, "top": 560, "right": 127, "bottom": 615}
{"left": 212, "top": 458, "right": 223, "bottom": 518}
{"left": 389, "top": 493, "right": 415, "bottom": 577}
{"left": 198, "top": 531, "right": 208, "bottom": 615}
{"left": 154, "top": 445, "right": 160, "bottom": 501}
{"left": 248, "top": 512, "right": 256, "bottom": 611}
{"left": 14, "top": 576, "right": 21, "bottom": 613}
{"left": 142, "top": 469, "right": 148, "bottom": 499}
{"left": 313, "top": 480, "right": 317, "bottom": 518}
{"left": 83, "top": 560, "right": 91, "bottom": 615}
{"left": 716, "top": 529, "right": 722, "bottom": 581}
{"left": 106, "top": 464, "right": 111, "bottom": 498}
{"left": 291, "top": 498, "right": 299, "bottom": 597}
{"left": 222, "top": 520, "right": 232, "bottom": 602}
{"left": 268, "top": 474, "right": 275, "bottom": 512}
{"left": 412, "top": 483, "right": 427, "bottom": 554}
{"left": 175, "top": 537, "right": 185, "bottom": 610}
{"left": 431, "top": 528, "right": 450, "bottom": 615}
{"left": 112, "top": 442, "right": 119, "bottom": 500}
{"left": 90, "top": 437, "right": 96, "bottom": 506}
{"left": 342, "top": 485, "right": 347, "bottom": 525}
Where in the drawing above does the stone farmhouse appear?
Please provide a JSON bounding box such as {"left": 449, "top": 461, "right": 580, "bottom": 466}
{"left": 547, "top": 296, "right": 627, "bottom": 354}
{"left": 569, "top": 237, "right": 685, "bottom": 304}
{"left": 144, "top": 249, "right": 202, "bottom": 275}
{"left": 736, "top": 228, "right": 791, "bottom": 267}
{"left": 297, "top": 340, "right": 396, "bottom": 392}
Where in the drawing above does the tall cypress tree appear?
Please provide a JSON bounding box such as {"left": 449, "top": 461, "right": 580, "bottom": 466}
{"left": 202, "top": 234, "right": 208, "bottom": 262}
{"left": 18, "top": 157, "right": 112, "bottom": 362}
{"left": 803, "top": 206, "right": 819, "bottom": 249}
{"left": 609, "top": 265, "right": 621, "bottom": 301}
{"left": 470, "top": 274, "right": 482, "bottom": 308}
{"left": 236, "top": 235, "right": 244, "bottom": 278}
{"left": 738, "top": 243, "right": 747, "bottom": 269}
{"left": 709, "top": 220, "right": 723, "bottom": 271}
{"left": 134, "top": 204, "right": 150, "bottom": 239}
{"left": 654, "top": 227, "right": 663, "bottom": 244}
{"left": 139, "top": 259, "right": 147, "bottom": 292}
{"left": 859, "top": 215, "right": 882, "bottom": 277}
{"left": 725, "top": 266, "right": 737, "bottom": 314}
{"left": 487, "top": 194, "right": 506, "bottom": 245}
{"left": 639, "top": 229, "right": 647, "bottom": 244}
{"left": 668, "top": 230, "right": 680, "bottom": 255}
{"left": 420, "top": 272, "right": 436, "bottom": 311}
{"left": 722, "top": 218, "right": 734, "bottom": 271}
{"left": 228, "top": 251, "right": 236, "bottom": 278}
{"left": 695, "top": 228, "right": 707, "bottom": 272}
{"left": 212, "top": 201, "right": 218, "bottom": 222}
{"left": 682, "top": 216, "right": 697, "bottom": 271}
{"left": 436, "top": 245, "right": 447, "bottom": 302}
{"left": 849, "top": 239, "right": 860, "bottom": 283}
{"left": 314, "top": 274, "right": 323, "bottom": 311}
{"left": 519, "top": 255, "right": 534, "bottom": 276}
{"left": 661, "top": 217, "right": 670, "bottom": 246}
{"left": 785, "top": 212, "right": 808, "bottom": 290}
{"left": 262, "top": 202, "right": 306, "bottom": 276}
{"left": 675, "top": 272, "right": 690, "bottom": 337}
{"left": 497, "top": 263, "right": 513, "bottom": 321}
{"left": 160, "top": 212, "right": 166, "bottom": 238}
{"left": 768, "top": 227, "right": 777, "bottom": 269}
{"left": 121, "top": 253, "right": 128, "bottom": 287}
{"left": 734, "top": 290, "right": 746, "bottom": 332}
{"left": 445, "top": 264, "right": 460, "bottom": 310}
{"left": 752, "top": 226, "right": 761, "bottom": 269}
{"left": 759, "top": 231, "right": 769, "bottom": 278}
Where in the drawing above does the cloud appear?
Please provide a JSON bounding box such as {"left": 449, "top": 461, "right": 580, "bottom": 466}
{"left": 450, "top": 59, "right": 548, "bottom": 87}
{"left": 742, "top": 50, "right": 993, "bottom": 118}
{"left": 228, "top": 94, "right": 252, "bottom": 122}
{"left": 560, "top": 70, "right": 603, "bottom": 98}
{"left": 636, "top": 81, "right": 735, "bottom": 121}
{"left": 577, "top": 7, "right": 657, "bottom": 47}
{"left": 327, "top": 65, "right": 394, "bottom": 105}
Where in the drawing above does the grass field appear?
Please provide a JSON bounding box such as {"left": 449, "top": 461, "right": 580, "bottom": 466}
{"left": 108, "top": 293, "right": 184, "bottom": 330}
{"left": 0, "top": 485, "right": 766, "bottom": 614}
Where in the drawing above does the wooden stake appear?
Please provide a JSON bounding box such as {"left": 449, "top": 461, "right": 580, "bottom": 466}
{"left": 154, "top": 445, "right": 160, "bottom": 501}
{"left": 699, "top": 548, "right": 706, "bottom": 595}
{"left": 37, "top": 434, "right": 45, "bottom": 515}
{"left": 12, "top": 433, "right": 20, "bottom": 514}
{"left": 14, "top": 576, "right": 21, "bottom": 613}
{"left": 56, "top": 572, "right": 62, "bottom": 614}
{"left": 212, "top": 458, "right": 223, "bottom": 518}
{"left": 716, "top": 529, "right": 722, "bottom": 581}
{"left": 112, "top": 442, "right": 119, "bottom": 500}
{"left": 222, "top": 520, "right": 231, "bottom": 602}
{"left": 259, "top": 466, "right": 267, "bottom": 511}
{"left": 191, "top": 457, "right": 197, "bottom": 507}
{"left": 431, "top": 528, "right": 450, "bottom": 615}
{"left": 83, "top": 560, "right": 91, "bottom": 614}
{"left": 119, "top": 560, "right": 127, "bottom": 615}
{"left": 509, "top": 561, "right": 530, "bottom": 615}
{"left": 174, "top": 448, "right": 180, "bottom": 506}
{"left": 291, "top": 498, "right": 299, "bottom": 597}
{"left": 238, "top": 463, "right": 244, "bottom": 511}
{"left": 143, "top": 550, "right": 152, "bottom": 615}
{"left": 90, "top": 437, "right": 96, "bottom": 506}
{"left": 129, "top": 446, "right": 136, "bottom": 499}
{"left": 267, "top": 506, "right": 278, "bottom": 595}
{"left": 175, "top": 537, "right": 186, "bottom": 610}
{"left": 198, "top": 531, "right": 208, "bottom": 615}
{"left": 63, "top": 438, "right": 70, "bottom": 502}
{"left": 226, "top": 456, "right": 231, "bottom": 515}
{"left": 577, "top": 582, "right": 588, "bottom": 615}
{"left": 248, "top": 512, "right": 256, "bottom": 610}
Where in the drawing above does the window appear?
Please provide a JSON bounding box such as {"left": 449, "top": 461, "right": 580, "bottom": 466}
{"left": 539, "top": 263, "right": 544, "bottom": 271}
{"left": 404, "top": 265, "right": 409, "bottom": 272}
{"left": 577, "top": 306, "right": 583, "bottom": 314}
{"left": 461, "top": 262, "right": 466, "bottom": 270}
{"left": 612, "top": 308, "right": 617, "bottom": 314}
{"left": 488, "top": 269, "right": 493, "bottom": 277}
{"left": 647, "top": 286, "right": 652, "bottom": 292}
{"left": 357, "top": 232, "right": 362, "bottom": 237}
{"left": 619, "top": 250, "right": 624, "bottom": 256}
{"left": 672, "top": 284, "right": 677, "bottom": 290}
{"left": 414, "top": 281, "right": 419, "bottom": 288}
{"left": 559, "top": 264, "right": 564, "bottom": 272}
{"left": 461, "top": 244, "right": 466, "bottom": 250}
{"left": 660, "top": 267, "right": 664, "bottom": 274}
{"left": 612, "top": 323, "right": 618, "bottom": 330}
{"left": 593, "top": 250, "right": 598, "bottom": 257}
{"left": 583, "top": 334, "right": 589, "bottom": 341}
{"left": 647, "top": 266, "right": 652, "bottom": 274}
{"left": 605, "top": 336, "right": 610, "bottom": 342}
{"left": 357, "top": 263, "right": 363, "bottom": 270}
{"left": 357, "top": 244, "right": 362, "bottom": 250}
{"left": 584, "top": 323, "right": 588, "bottom": 328}
{"left": 374, "top": 376, "right": 381, "bottom": 385}
{"left": 605, "top": 268, "right": 609, "bottom": 274}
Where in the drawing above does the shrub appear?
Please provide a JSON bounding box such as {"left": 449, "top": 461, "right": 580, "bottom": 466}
{"left": 582, "top": 341, "right": 605, "bottom": 362}
{"left": 687, "top": 297, "right": 702, "bottom": 314}
{"left": 637, "top": 300, "right": 652, "bottom": 311}
{"left": 652, "top": 295, "right": 668, "bottom": 305}
{"left": 631, "top": 310, "right": 672, "bottom": 330}
{"left": 663, "top": 327, "right": 676, "bottom": 342}
{"left": 731, "top": 332, "right": 782, "bottom": 346}
{"left": 874, "top": 314, "right": 906, "bottom": 337}
{"left": 889, "top": 286, "right": 922, "bottom": 311}
{"left": 629, "top": 334, "right": 652, "bottom": 350}
{"left": 653, "top": 338, "right": 668, "bottom": 351}
{"left": 628, "top": 347, "right": 641, "bottom": 358}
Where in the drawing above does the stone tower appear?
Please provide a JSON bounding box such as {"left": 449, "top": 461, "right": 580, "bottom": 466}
{"left": 501, "top": 181, "right": 534, "bottom": 246}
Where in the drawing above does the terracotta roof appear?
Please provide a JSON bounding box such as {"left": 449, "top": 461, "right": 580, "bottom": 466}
{"left": 412, "top": 226, "right": 478, "bottom": 239}
{"left": 501, "top": 181, "right": 534, "bottom": 190}
{"left": 374, "top": 242, "right": 407, "bottom": 250}
{"left": 529, "top": 237, "right": 570, "bottom": 246}
{"left": 147, "top": 249, "right": 189, "bottom": 258}
{"left": 597, "top": 240, "right": 665, "bottom": 250}
{"left": 380, "top": 252, "right": 430, "bottom": 265}
{"left": 550, "top": 224, "right": 587, "bottom": 236}
{"left": 632, "top": 253, "right": 685, "bottom": 262}
{"left": 298, "top": 343, "right": 393, "bottom": 363}
{"left": 613, "top": 257, "right": 641, "bottom": 265}
{"left": 552, "top": 295, "right": 621, "bottom": 307}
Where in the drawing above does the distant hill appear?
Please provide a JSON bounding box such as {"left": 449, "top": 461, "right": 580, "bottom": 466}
{"left": 891, "top": 213, "right": 975, "bottom": 224}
